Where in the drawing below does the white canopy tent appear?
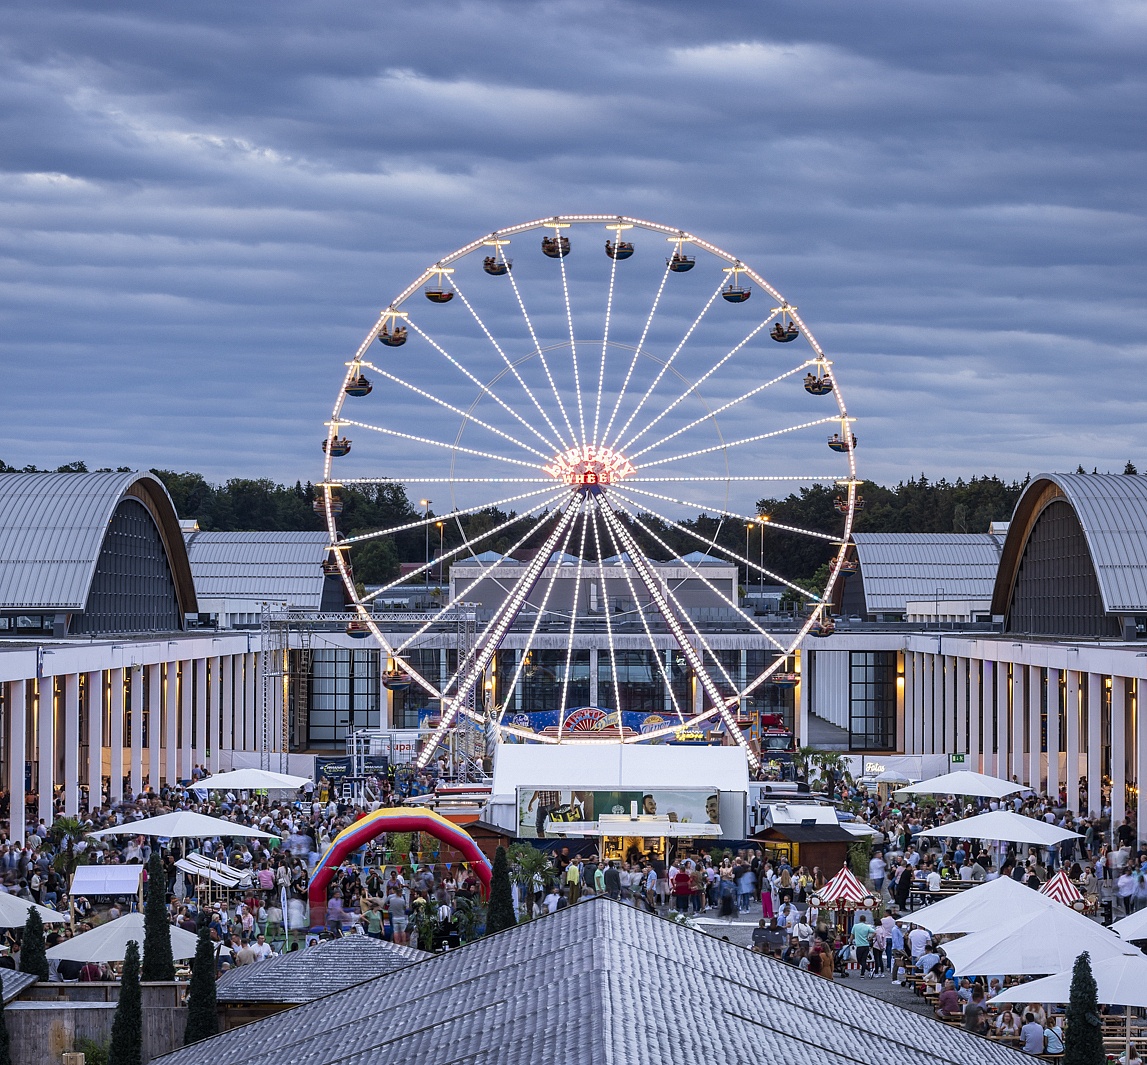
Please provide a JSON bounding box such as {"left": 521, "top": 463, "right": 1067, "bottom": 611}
{"left": 896, "top": 771, "right": 1025, "bottom": 799}
{"left": 88, "top": 811, "right": 276, "bottom": 840}
{"left": 944, "top": 906, "right": 1134, "bottom": 976}
{"left": 45, "top": 912, "right": 199, "bottom": 964}
{"left": 992, "top": 952, "right": 1147, "bottom": 1009}
{"left": 0, "top": 893, "right": 66, "bottom": 929}
{"left": 195, "top": 768, "right": 310, "bottom": 791}
{"left": 902, "top": 872, "right": 1059, "bottom": 934}
{"left": 915, "top": 810, "right": 1080, "bottom": 847}
{"left": 1111, "top": 907, "right": 1147, "bottom": 941}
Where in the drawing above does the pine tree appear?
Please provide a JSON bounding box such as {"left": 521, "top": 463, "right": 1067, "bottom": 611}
{"left": 484, "top": 846, "right": 516, "bottom": 935}
{"left": 108, "top": 940, "right": 143, "bottom": 1065}
{"left": 0, "top": 981, "right": 11, "bottom": 1065}
{"left": 183, "top": 926, "right": 218, "bottom": 1046}
{"left": 1064, "top": 951, "right": 1104, "bottom": 1065}
{"left": 141, "top": 852, "right": 175, "bottom": 981}
{"left": 18, "top": 909, "right": 48, "bottom": 981}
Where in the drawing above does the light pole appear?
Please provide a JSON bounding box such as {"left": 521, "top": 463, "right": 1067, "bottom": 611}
{"left": 420, "top": 499, "right": 432, "bottom": 587}
{"left": 758, "top": 514, "right": 770, "bottom": 597}
{"left": 745, "top": 523, "right": 753, "bottom": 592}
{"left": 436, "top": 521, "right": 445, "bottom": 586}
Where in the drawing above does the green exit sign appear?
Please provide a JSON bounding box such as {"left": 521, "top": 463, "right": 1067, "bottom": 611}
{"left": 951, "top": 754, "right": 965, "bottom": 763}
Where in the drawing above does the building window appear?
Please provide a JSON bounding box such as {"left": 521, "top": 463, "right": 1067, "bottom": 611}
{"left": 849, "top": 651, "right": 897, "bottom": 751}
{"left": 390, "top": 649, "right": 455, "bottom": 730}
{"left": 308, "top": 648, "right": 380, "bottom": 746}
{"left": 597, "top": 650, "right": 687, "bottom": 714}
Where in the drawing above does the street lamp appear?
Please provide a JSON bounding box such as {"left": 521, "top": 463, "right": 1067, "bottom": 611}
{"left": 436, "top": 521, "right": 445, "bottom": 586}
{"left": 745, "top": 523, "right": 753, "bottom": 590}
{"left": 420, "top": 499, "right": 432, "bottom": 588}
{"left": 758, "top": 514, "right": 770, "bottom": 597}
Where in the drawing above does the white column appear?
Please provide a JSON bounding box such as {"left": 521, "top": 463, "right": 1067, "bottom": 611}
{"left": 1046, "top": 668, "right": 1061, "bottom": 800}
{"left": 588, "top": 647, "right": 599, "bottom": 708}
{"left": 209, "top": 657, "right": 222, "bottom": 773}
{"left": 180, "top": 659, "right": 193, "bottom": 780}
{"left": 1112, "top": 677, "right": 1126, "bottom": 831}
{"left": 1010, "top": 664, "right": 1026, "bottom": 783}
{"left": 86, "top": 671, "right": 102, "bottom": 811}
{"left": 194, "top": 658, "right": 208, "bottom": 773}
{"left": 1137, "top": 679, "right": 1147, "bottom": 850}
{"left": 7, "top": 681, "right": 26, "bottom": 844}
{"left": 147, "top": 665, "right": 161, "bottom": 792}
{"left": 1087, "top": 672, "right": 1102, "bottom": 817}
{"left": 63, "top": 673, "right": 80, "bottom": 816}
{"left": 797, "top": 651, "right": 810, "bottom": 747}
{"left": 922, "top": 654, "right": 935, "bottom": 754}
{"left": 164, "top": 662, "right": 179, "bottom": 784}
{"left": 130, "top": 666, "right": 144, "bottom": 799}
{"left": 902, "top": 653, "right": 915, "bottom": 753}
{"left": 1028, "top": 666, "right": 1042, "bottom": 790}
{"left": 245, "top": 653, "right": 257, "bottom": 754}
{"left": 1065, "top": 670, "right": 1080, "bottom": 814}
{"left": 109, "top": 668, "right": 124, "bottom": 804}
{"left": 37, "top": 680, "right": 55, "bottom": 827}
{"left": 994, "top": 661, "right": 1008, "bottom": 780}
{"left": 968, "top": 659, "right": 981, "bottom": 771}
{"left": 222, "top": 656, "right": 235, "bottom": 757}
{"left": 953, "top": 656, "right": 966, "bottom": 756}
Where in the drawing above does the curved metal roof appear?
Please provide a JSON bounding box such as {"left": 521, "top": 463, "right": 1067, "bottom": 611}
{"left": 992, "top": 473, "right": 1147, "bottom": 615}
{"left": 849, "top": 532, "right": 1003, "bottom": 613}
{"left": 184, "top": 530, "right": 331, "bottom": 608}
{"left": 0, "top": 471, "right": 196, "bottom": 612}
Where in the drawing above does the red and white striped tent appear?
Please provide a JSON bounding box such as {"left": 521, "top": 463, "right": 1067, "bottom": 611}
{"left": 1040, "top": 869, "right": 1084, "bottom": 907}
{"left": 818, "top": 866, "right": 870, "bottom": 906}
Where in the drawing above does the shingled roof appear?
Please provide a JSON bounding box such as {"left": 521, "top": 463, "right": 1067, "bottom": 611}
{"left": 216, "top": 935, "right": 421, "bottom": 1004}
{"left": 157, "top": 898, "right": 1031, "bottom": 1065}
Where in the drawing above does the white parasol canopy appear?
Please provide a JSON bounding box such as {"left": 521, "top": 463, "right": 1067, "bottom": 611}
{"left": 991, "top": 952, "right": 1147, "bottom": 1009}
{"left": 914, "top": 809, "right": 1080, "bottom": 847}
{"left": 46, "top": 912, "right": 199, "bottom": 963}
{"left": 1110, "top": 906, "right": 1147, "bottom": 941}
{"left": 896, "top": 771, "right": 1025, "bottom": 799}
{"left": 0, "top": 893, "right": 67, "bottom": 929}
{"left": 873, "top": 769, "right": 912, "bottom": 784}
{"left": 943, "top": 904, "right": 1134, "bottom": 976}
{"left": 195, "top": 769, "right": 310, "bottom": 791}
{"left": 88, "top": 811, "right": 276, "bottom": 840}
{"left": 901, "top": 872, "right": 1060, "bottom": 934}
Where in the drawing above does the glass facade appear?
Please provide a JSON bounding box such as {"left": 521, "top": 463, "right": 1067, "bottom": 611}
{"left": 849, "top": 651, "right": 897, "bottom": 751}
{"left": 518, "top": 650, "right": 591, "bottom": 711}
{"left": 598, "top": 649, "right": 689, "bottom": 714}
{"left": 308, "top": 648, "right": 380, "bottom": 746}
{"left": 391, "top": 649, "right": 456, "bottom": 729}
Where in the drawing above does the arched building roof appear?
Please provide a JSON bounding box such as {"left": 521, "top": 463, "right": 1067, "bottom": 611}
{"left": 992, "top": 473, "right": 1147, "bottom": 635}
{"left": 0, "top": 471, "right": 196, "bottom": 625}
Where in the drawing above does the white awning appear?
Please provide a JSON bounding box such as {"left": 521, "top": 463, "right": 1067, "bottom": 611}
{"left": 175, "top": 854, "right": 253, "bottom": 889}
{"left": 70, "top": 865, "right": 144, "bottom": 896}
{"left": 546, "top": 817, "right": 722, "bottom": 838}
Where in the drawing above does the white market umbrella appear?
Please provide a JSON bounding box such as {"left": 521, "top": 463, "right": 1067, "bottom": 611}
{"left": 944, "top": 905, "right": 1134, "bottom": 976}
{"left": 903, "top": 872, "right": 1060, "bottom": 934}
{"left": 915, "top": 809, "right": 1080, "bottom": 847}
{"left": 874, "top": 769, "right": 912, "bottom": 784}
{"left": 0, "top": 893, "right": 67, "bottom": 928}
{"left": 896, "top": 770, "right": 1025, "bottom": 799}
{"left": 46, "top": 912, "right": 198, "bottom": 964}
{"left": 991, "top": 952, "right": 1147, "bottom": 1009}
{"left": 195, "top": 769, "right": 310, "bottom": 791}
{"left": 1111, "top": 907, "right": 1147, "bottom": 941}
{"left": 88, "top": 811, "right": 275, "bottom": 840}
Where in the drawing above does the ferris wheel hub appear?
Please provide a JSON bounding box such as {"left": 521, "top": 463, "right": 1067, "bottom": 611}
{"left": 541, "top": 443, "right": 636, "bottom": 488}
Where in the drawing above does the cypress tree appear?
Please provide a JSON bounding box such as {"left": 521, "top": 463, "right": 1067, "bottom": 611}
{"left": 183, "top": 926, "right": 219, "bottom": 1046}
{"left": 108, "top": 940, "right": 143, "bottom": 1065}
{"left": 484, "top": 846, "right": 516, "bottom": 935}
{"left": 141, "top": 852, "right": 175, "bottom": 981}
{"left": 0, "top": 980, "right": 11, "bottom": 1065}
{"left": 1064, "top": 951, "right": 1104, "bottom": 1065}
{"left": 18, "top": 908, "right": 48, "bottom": 982}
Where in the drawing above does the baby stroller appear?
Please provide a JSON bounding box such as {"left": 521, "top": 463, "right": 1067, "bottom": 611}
{"left": 833, "top": 943, "right": 852, "bottom": 977}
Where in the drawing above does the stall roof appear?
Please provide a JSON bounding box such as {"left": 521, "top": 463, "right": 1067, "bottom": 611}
{"left": 71, "top": 865, "right": 144, "bottom": 896}
{"left": 758, "top": 824, "right": 855, "bottom": 844}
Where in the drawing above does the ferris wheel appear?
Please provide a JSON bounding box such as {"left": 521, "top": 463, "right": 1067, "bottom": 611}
{"left": 319, "top": 215, "right": 859, "bottom": 771}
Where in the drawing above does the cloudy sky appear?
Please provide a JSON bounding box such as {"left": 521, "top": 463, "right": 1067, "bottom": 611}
{"left": 1, "top": 0, "right": 1144, "bottom": 496}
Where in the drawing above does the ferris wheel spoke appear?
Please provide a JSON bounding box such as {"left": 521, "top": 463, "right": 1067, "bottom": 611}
{"left": 335, "top": 485, "right": 559, "bottom": 548}
{"left": 358, "top": 487, "right": 569, "bottom": 603}
{"left": 416, "top": 502, "right": 580, "bottom": 768}
{"left": 627, "top": 361, "right": 809, "bottom": 461}
{"left": 608, "top": 486, "right": 822, "bottom": 605}
{"left": 588, "top": 502, "right": 622, "bottom": 716}
{"left": 591, "top": 238, "right": 621, "bottom": 448}
{"left": 557, "top": 247, "right": 588, "bottom": 445}
{"left": 620, "top": 484, "right": 840, "bottom": 544}
{"left": 333, "top": 477, "right": 556, "bottom": 485}
{"left": 598, "top": 499, "right": 755, "bottom": 763}
{"left": 490, "top": 505, "right": 584, "bottom": 729}
{"left": 445, "top": 275, "right": 570, "bottom": 452}
{"left": 337, "top": 418, "right": 541, "bottom": 471}
{"left": 605, "top": 490, "right": 791, "bottom": 654}
{"left": 608, "top": 277, "right": 726, "bottom": 453}
{"left": 620, "top": 312, "right": 785, "bottom": 454}
{"left": 634, "top": 415, "right": 841, "bottom": 470}
{"left": 592, "top": 494, "right": 687, "bottom": 725}
{"left": 395, "top": 501, "right": 571, "bottom": 657}
{"left": 556, "top": 502, "right": 592, "bottom": 732}
{"left": 601, "top": 257, "right": 673, "bottom": 447}
{"left": 502, "top": 252, "right": 578, "bottom": 446}
{"left": 360, "top": 360, "right": 553, "bottom": 461}
{"left": 629, "top": 475, "right": 839, "bottom": 483}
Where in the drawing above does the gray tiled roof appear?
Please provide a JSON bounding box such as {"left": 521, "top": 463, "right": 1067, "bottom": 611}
{"left": 0, "top": 970, "right": 37, "bottom": 1003}
{"left": 850, "top": 533, "right": 1003, "bottom": 612}
{"left": 184, "top": 531, "right": 330, "bottom": 608}
{"left": 216, "top": 935, "right": 421, "bottom": 1004}
{"left": 156, "top": 898, "right": 1032, "bottom": 1065}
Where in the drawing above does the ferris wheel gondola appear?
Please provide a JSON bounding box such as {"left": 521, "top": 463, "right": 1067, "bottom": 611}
{"left": 323, "top": 215, "right": 859, "bottom": 771}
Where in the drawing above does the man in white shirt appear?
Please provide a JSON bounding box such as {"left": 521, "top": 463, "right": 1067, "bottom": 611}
{"left": 907, "top": 924, "right": 931, "bottom": 960}
{"left": 542, "top": 888, "right": 561, "bottom": 914}
{"left": 251, "top": 934, "right": 273, "bottom": 961}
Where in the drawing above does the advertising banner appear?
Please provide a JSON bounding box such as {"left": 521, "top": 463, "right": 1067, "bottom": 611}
{"left": 314, "top": 754, "right": 389, "bottom": 781}
{"left": 516, "top": 787, "right": 720, "bottom": 839}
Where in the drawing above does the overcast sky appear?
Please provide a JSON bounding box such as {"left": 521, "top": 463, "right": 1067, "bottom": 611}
{"left": 1, "top": 0, "right": 1144, "bottom": 496}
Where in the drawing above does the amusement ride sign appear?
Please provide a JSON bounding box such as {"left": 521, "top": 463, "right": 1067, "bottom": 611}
{"left": 541, "top": 444, "right": 637, "bottom": 487}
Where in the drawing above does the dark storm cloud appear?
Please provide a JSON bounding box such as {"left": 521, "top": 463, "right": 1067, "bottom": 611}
{"left": 0, "top": 0, "right": 1144, "bottom": 491}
